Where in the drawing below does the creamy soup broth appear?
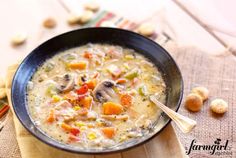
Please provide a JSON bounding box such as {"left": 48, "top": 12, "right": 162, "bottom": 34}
{"left": 27, "top": 43, "right": 166, "bottom": 149}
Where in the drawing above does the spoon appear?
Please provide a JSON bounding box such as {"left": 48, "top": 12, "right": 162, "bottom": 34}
{"left": 150, "top": 94, "right": 196, "bottom": 133}
{"left": 93, "top": 80, "right": 196, "bottom": 133}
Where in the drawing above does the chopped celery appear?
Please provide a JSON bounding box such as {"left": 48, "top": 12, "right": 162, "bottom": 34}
{"left": 75, "top": 121, "right": 85, "bottom": 127}
{"left": 138, "top": 85, "right": 148, "bottom": 96}
{"left": 45, "top": 62, "right": 55, "bottom": 72}
{"left": 46, "top": 84, "right": 59, "bottom": 96}
{"left": 123, "top": 63, "right": 129, "bottom": 69}
{"left": 124, "top": 68, "right": 140, "bottom": 80}
{"left": 60, "top": 53, "right": 77, "bottom": 63}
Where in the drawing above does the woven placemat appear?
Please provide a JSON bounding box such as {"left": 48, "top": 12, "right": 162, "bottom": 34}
{"left": 168, "top": 46, "right": 236, "bottom": 158}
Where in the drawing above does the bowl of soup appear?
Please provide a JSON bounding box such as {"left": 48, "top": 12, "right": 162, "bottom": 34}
{"left": 12, "top": 28, "right": 183, "bottom": 154}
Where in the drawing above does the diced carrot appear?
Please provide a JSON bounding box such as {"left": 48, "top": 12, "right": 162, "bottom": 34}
{"left": 116, "top": 78, "right": 127, "bottom": 84}
{"left": 86, "top": 79, "right": 97, "bottom": 90}
{"left": 61, "top": 123, "right": 72, "bottom": 131}
{"left": 77, "top": 108, "right": 88, "bottom": 116}
{"left": 80, "top": 96, "right": 92, "bottom": 109}
{"left": 103, "top": 102, "right": 123, "bottom": 115}
{"left": 46, "top": 109, "right": 55, "bottom": 123}
{"left": 101, "top": 127, "right": 116, "bottom": 139}
{"left": 69, "top": 61, "right": 87, "bottom": 70}
{"left": 120, "top": 94, "right": 133, "bottom": 107}
{"left": 83, "top": 51, "right": 93, "bottom": 59}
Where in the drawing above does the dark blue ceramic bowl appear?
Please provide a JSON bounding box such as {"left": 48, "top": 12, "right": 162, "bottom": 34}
{"left": 11, "top": 27, "right": 183, "bottom": 154}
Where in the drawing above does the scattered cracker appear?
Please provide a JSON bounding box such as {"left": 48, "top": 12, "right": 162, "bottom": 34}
{"left": 80, "top": 10, "right": 94, "bottom": 24}
{"left": 43, "top": 18, "right": 57, "bottom": 29}
{"left": 192, "top": 86, "right": 209, "bottom": 101}
{"left": 137, "top": 23, "right": 155, "bottom": 37}
{"left": 185, "top": 93, "right": 203, "bottom": 112}
{"left": 67, "top": 14, "right": 81, "bottom": 25}
{"left": 210, "top": 99, "right": 228, "bottom": 114}
{"left": 11, "top": 32, "right": 27, "bottom": 46}
{"left": 84, "top": 1, "right": 100, "bottom": 12}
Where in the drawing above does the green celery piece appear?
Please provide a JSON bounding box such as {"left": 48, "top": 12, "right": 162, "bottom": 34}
{"left": 124, "top": 68, "right": 140, "bottom": 80}
{"left": 45, "top": 62, "right": 55, "bottom": 72}
{"left": 46, "top": 84, "right": 58, "bottom": 96}
{"left": 138, "top": 85, "right": 148, "bottom": 96}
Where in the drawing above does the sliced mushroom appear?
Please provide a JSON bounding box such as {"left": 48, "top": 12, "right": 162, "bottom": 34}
{"left": 93, "top": 79, "right": 116, "bottom": 102}
{"left": 53, "top": 73, "right": 75, "bottom": 92}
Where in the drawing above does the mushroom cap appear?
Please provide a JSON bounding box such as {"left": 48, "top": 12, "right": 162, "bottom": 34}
{"left": 53, "top": 73, "right": 75, "bottom": 92}
{"left": 93, "top": 79, "right": 116, "bottom": 103}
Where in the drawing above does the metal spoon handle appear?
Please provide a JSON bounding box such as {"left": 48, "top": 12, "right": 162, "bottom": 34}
{"left": 150, "top": 95, "right": 196, "bottom": 133}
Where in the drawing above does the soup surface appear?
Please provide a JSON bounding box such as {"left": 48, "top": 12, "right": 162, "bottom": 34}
{"left": 27, "top": 43, "right": 166, "bottom": 149}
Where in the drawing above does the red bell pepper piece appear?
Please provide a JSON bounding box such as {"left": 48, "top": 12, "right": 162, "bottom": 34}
{"left": 70, "top": 127, "right": 80, "bottom": 136}
{"left": 76, "top": 84, "right": 88, "bottom": 95}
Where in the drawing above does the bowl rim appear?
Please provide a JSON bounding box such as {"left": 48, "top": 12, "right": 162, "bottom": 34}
{"left": 11, "top": 27, "right": 184, "bottom": 154}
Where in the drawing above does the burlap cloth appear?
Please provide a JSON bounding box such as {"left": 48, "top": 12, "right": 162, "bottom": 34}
{"left": 1, "top": 41, "right": 235, "bottom": 157}
{"left": 168, "top": 45, "right": 236, "bottom": 158}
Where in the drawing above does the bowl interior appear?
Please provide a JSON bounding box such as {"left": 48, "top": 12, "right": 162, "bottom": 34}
{"left": 11, "top": 28, "right": 183, "bottom": 154}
